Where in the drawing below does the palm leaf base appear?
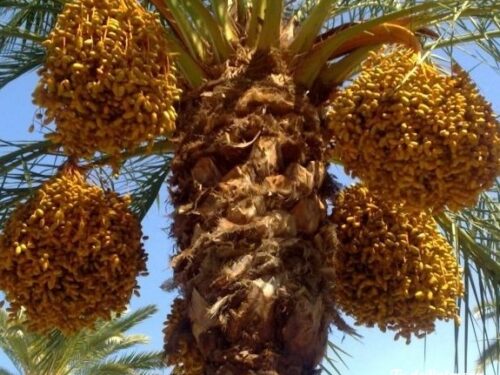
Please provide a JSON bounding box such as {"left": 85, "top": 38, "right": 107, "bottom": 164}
{"left": 165, "top": 54, "right": 343, "bottom": 374}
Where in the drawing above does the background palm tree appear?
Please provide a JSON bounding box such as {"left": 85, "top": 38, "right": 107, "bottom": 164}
{"left": 0, "top": 305, "right": 166, "bottom": 375}
{"left": 476, "top": 301, "right": 500, "bottom": 373}
{"left": 0, "top": 0, "right": 498, "bottom": 374}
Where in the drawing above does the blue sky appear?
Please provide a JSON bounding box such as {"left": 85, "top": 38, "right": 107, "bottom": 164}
{"left": 0, "top": 50, "right": 498, "bottom": 375}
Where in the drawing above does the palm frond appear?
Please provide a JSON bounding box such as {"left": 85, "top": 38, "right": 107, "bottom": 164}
{"left": 77, "top": 363, "right": 135, "bottom": 375}
{"left": 0, "top": 0, "right": 63, "bottom": 40}
{"left": 474, "top": 302, "right": 500, "bottom": 373}
{"left": 288, "top": 0, "right": 332, "bottom": 55}
{"left": 289, "top": 0, "right": 319, "bottom": 23}
{"left": 0, "top": 306, "right": 162, "bottom": 374}
{"left": 0, "top": 139, "right": 64, "bottom": 230}
{"left": 0, "top": 310, "right": 35, "bottom": 374}
{"left": 99, "top": 351, "right": 165, "bottom": 370}
{"left": 0, "top": 0, "right": 65, "bottom": 88}
{"left": 477, "top": 335, "right": 500, "bottom": 372}
{"left": 294, "top": 0, "right": 500, "bottom": 86}
{"left": 81, "top": 305, "right": 158, "bottom": 353}
{"left": 0, "top": 42, "right": 44, "bottom": 89}
{"left": 476, "top": 302, "right": 500, "bottom": 322}
{"left": 0, "top": 139, "right": 172, "bottom": 231}
{"left": 28, "top": 330, "right": 74, "bottom": 375}
{"left": 98, "top": 153, "right": 172, "bottom": 221}
{"left": 322, "top": 339, "right": 351, "bottom": 375}
{"left": 436, "top": 185, "right": 500, "bottom": 375}
{"left": 31, "top": 307, "right": 157, "bottom": 372}
{"left": 79, "top": 335, "right": 151, "bottom": 365}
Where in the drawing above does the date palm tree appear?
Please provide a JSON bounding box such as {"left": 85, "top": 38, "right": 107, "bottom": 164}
{"left": 0, "top": 0, "right": 499, "bottom": 374}
{"left": 0, "top": 304, "right": 166, "bottom": 375}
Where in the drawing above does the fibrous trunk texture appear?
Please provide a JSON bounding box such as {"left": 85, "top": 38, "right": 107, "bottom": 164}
{"left": 165, "top": 54, "right": 342, "bottom": 375}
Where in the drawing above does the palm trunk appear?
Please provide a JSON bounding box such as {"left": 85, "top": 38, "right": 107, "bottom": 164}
{"left": 165, "top": 53, "right": 342, "bottom": 374}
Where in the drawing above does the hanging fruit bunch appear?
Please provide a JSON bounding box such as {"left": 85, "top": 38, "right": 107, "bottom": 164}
{"left": 0, "top": 165, "right": 147, "bottom": 334}
{"left": 33, "top": 0, "right": 180, "bottom": 164}
{"left": 327, "top": 47, "right": 500, "bottom": 212}
{"left": 329, "top": 184, "right": 463, "bottom": 343}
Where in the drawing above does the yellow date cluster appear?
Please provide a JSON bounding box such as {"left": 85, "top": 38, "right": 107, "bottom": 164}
{"left": 0, "top": 166, "right": 147, "bottom": 334}
{"left": 33, "top": 0, "right": 180, "bottom": 162}
{"left": 331, "top": 185, "right": 463, "bottom": 343}
{"left": 327, "top": 47, "right": 500, "bottom": 212}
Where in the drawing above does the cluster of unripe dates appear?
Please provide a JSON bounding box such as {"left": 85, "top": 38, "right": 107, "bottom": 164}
{"left": 0, "top": 166, "right": 147, "bottom": 333}
{"left": 331, "top": 185, "right": 463, "bottom": 342}
{"left": 33, "top": 0, "right": 180, "bottom": 164}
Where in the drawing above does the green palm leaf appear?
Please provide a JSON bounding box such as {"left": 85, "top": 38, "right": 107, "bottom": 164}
{"left": 0, "top": 139, "right": 60, "bottom": 229}
{"left": 0, "top": 305, "right": 165, "bottom": 375}
{"left": 476, "top": 302, "right": 499, "bottom": 373}
{"left": 81, "top": 351, "right": 164, "bottom": 374}
{"left": 0, "top": 0, "right": 64, "bottom": 88}
{"left": 435, "top": 186, "right": 500, "bottom": 375}
{"left": 0, "top": 42, "right": 44, "bottom": 89}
